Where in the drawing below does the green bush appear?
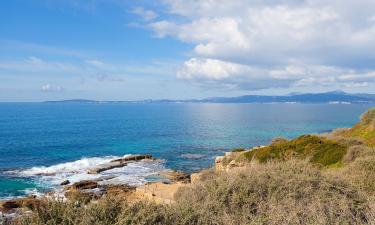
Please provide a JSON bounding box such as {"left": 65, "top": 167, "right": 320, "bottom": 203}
{"left": 242, "top": 135, "right": 347, "bottom": 167}
{"left": 231, "top": 148, "right": 246, "bottom": 152}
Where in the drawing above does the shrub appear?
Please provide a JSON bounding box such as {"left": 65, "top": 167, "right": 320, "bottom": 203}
{"left": 231, "top": 148, "right": 246, "bottom": 152}
{"left": 174, "top": 160, "right": 373, "bottom": 225}
{"left": 338, "top": 146, "right": 375, "bottom": 197}
{"left": 345, "top": 108, "right": 375, "bottom": 146}
{"left": 242, "top": 135, "right": 347, "bottom": 167}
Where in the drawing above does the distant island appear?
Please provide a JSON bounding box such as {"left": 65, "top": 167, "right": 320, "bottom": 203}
{"left": 45, "top": 91, "right": 375, "bottom": 104}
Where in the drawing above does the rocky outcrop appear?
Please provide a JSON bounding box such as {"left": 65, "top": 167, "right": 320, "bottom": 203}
{"left": 190, "top": 172, "right": 202, "bottom": 184}
{"left": 104, "top": 184, "right": 136, "bottom": 199}
{"left": 60, "top": 180, "right": 70, "bottom": 185}
{"left": 88, "top": 154, "right": 153, "bottom": 174}
{"left": 159, "top": 170, "right": 190, "bottom": 183}
{"left": 135, "top": 182, "right": 186, "bottom": 204}
{"left": 0, "top": 196, "right": 41, "bottom": 213}
{"left": 110, "top": 154, "right": 152, "bottom": 163}
{"left": 215, "top": 156, "right": 225, "bottom": 170}
{"left": 71, "top": 180, "right": 98, "bottom": 190}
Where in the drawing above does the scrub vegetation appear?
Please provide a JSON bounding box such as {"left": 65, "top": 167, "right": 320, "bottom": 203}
{"left": 8, "top": 108, "right": 375, "bottom": 225}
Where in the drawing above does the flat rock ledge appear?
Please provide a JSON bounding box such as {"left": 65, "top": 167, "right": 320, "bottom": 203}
{"left": 88, "top": 154, "right": 153, "bottom": 174}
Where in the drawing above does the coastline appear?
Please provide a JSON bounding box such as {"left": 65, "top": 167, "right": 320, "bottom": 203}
{"left": 0, "top": 146, "right": 257, "bottom": 218}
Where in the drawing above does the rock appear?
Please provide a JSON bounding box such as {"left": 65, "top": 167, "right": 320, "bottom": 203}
{"left": 215, "top": 156, "right": 224, "bottom": 164}
{"left": 20, "top": 196, "right": 41, "bottom": 210}
{"left": 65, "top": 189, "right": 100, "bottom": 203}
{"left": 110, "top": 154, "right": 152, "bottom": 163}
{"left": 60, "top": 180, "right": 70, "bottom": 185}
{"left": 159, "top": 170, "right": 190, "bottom": 183}
{"left": 215, "top": 156, "right": 225, "bottom": 170}
{"left": 105, "top": 184, "right": 135, "bottom": 197}
{"left": 0, "top": 196, "right": 41, "bottom": 213}
{"left": 71, "top": 180, "right": 98, "bottom": 190}
{"left": 88, "top": 154, "right": 153, "bottom": 174}
{"left": 190, "top": 173, "right": 202, "bottom": 184}
{"left": 88, "top": 162, "right": 128, "bottom": 174}
{"left": 226, "top": 160, "right": 243, "bottom": 171}
{"left": 0, "top": 200, "right": 20, "bottom": 212}
{"left": 225, "top": 152, "right": 234, "bottom": 157}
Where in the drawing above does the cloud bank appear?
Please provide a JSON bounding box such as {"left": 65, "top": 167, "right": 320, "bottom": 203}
{"left": 148, "top": 0, "right": 375, "bottom": 90}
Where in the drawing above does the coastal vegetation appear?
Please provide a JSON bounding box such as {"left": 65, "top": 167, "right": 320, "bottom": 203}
{"left": 3, "top": 108, "right": 375, "bottom": 225}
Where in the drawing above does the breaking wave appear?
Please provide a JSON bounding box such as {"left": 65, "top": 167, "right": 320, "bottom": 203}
{"left": 6, "top": 154, "right": 166, "bottom": 193}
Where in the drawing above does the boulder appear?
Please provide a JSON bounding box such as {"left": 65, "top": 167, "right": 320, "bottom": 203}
{"left": 105, "top": 184, "right": 135, "bottom": 197}
{"left": 0, "top": 200, "right": 20, "bottom": 212}
{"left": 60, "top": 180, "right": 70, "bottom": 185}
{"left": 71, "top": 180, "right": 98, "bottom": 190}
{"left": 0, "top": 196, "right": 41, "bottom": 213}
{"left": 88, "top": 154, "right": 153, "bottom": 174}
{"left": 159, "top": 170, "right": 190, "bottom": 183}
{"left": 65, "top": 189, "right": 101, "bottom": 203}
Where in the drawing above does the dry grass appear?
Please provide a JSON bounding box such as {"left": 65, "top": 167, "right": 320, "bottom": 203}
{"left": 12, "top": 160, "right": 375, "bottom": 225}
{"left": 174, "top": 160, "right": 373, "bottom": 225}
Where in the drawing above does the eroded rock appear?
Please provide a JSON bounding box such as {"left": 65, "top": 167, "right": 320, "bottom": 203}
{"left": 71, "top": 180, "right": 98, "bottom": 190}
{"left": 60, "top": 180, "right": 70, "bottom": 185}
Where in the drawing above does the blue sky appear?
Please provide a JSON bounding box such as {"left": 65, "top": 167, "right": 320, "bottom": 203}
{"left": 1, "top": 0, "right": 375, "bottom": 101}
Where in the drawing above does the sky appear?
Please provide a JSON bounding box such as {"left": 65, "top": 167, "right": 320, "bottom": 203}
{"left": 1, "top": 0, "right": 375, "bottom": 101}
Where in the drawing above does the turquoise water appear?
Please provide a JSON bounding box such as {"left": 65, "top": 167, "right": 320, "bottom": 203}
{"left": 0, "top": 103, "right": 373, "bottom": 198}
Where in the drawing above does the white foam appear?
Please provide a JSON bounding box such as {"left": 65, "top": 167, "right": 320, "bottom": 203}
{"left": 20, "top": 156, "right": 120, "bottom": 176}
{"left": 12, "top": 155, "right": 166, "bottom": 192}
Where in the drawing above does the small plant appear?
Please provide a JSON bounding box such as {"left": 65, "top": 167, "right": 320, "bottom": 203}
{"left": 231, "top": 148, "right": 246, "bottom": 152}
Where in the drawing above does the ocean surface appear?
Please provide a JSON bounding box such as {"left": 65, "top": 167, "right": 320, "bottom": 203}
{"left": 0, "top": 102, "right": 373, "bottom": 199}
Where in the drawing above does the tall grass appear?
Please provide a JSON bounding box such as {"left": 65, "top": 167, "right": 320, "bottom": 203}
{"left": 12, "top": 159, "right": 374, "bottom": 225}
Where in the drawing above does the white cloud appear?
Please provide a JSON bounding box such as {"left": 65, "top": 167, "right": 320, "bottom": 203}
{"left": 148, "top": 0, "right": 375, "bottom": 91}
{"left": 41, "top": 84, "right": 64, "bottom": 92}
{"left": 177, "top": 58, "right": 375, "bottom": 90}
{"left": 131, "top": 7, "right": 158, "bottom": 21}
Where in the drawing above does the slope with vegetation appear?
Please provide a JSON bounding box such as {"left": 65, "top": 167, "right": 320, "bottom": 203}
{"left": 4, "top": 108, "right": 375, "bottom": 225}
{"left": 344, "top": 108, "right": 375, "bottom": 146}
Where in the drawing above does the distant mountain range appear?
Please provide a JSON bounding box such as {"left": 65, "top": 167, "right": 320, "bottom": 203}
{"left": 45, "top": 91, "right": 375, "bottom": 104}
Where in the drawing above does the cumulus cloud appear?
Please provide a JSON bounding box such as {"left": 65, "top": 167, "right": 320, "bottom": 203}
{"left": 41, "top": 84, "right": 64, "bottom": 92}
{"left": 148, "top": 0, "right": 375, "bottom": 90}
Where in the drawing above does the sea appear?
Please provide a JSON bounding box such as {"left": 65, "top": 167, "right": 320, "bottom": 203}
{"left": 0, "top": 102, "right": 373, "bottom": 199}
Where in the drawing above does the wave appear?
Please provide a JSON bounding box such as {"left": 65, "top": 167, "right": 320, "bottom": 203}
{"left": 20, "top": 156, "right": 121, "bottom": 176}
{"left": 6, "top": 155, "right": 166, "bottom": 193}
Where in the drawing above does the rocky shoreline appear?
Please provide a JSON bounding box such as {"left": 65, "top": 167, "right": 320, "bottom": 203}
{"left": 0, "top": 147, "right": 264, "bottom": 222}
{"left": 0, "top": 154, "right": 192, "bottom": 219}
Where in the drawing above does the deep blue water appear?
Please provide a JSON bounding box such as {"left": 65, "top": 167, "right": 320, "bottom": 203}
{"left": 0, "top": 103, "right": 373, "bottom": 198}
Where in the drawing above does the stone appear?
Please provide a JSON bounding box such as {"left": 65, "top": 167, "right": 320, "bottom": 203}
{"left": 215, "top": 156, "right": 225, "bottom": 170}
{"left": 60, "top": 180, "right": 70, "bottom": 185}
{"left": 0, "top": 196, "right": 41, "bottom": 213}
{"left": 215, "top": 156, "right": 224, "bottom": 164}
{"left": 225, "top": 152, "right": 234, "bottom": 157}
{"left": 71, "top": 180, "right": 98, "bottom": 190}
{"left": 88, "top": 154, "right": 153, "bottom": 174}
{"left": 105, "top": 184, "right": 135, "bottom": 197}
{"left": 190, "top": 172, "right": 202, "bottom": 184}
{"left": 110, "top": 154, "right": 152, "bottom": 163}
{"left": 159, "top": 170, "right": 190, "bottom": 183}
